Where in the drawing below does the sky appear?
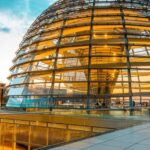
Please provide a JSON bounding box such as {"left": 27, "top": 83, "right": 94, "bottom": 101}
{"left": 0, "top": 0, "right": 57, "bottom": 83}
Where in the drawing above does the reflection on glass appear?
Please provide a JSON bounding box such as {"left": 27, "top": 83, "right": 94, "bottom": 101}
{"left": 7, "top": 0, "right": 150, "bottom": 109}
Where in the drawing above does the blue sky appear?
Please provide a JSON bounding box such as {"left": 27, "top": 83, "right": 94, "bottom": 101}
{"left": 0, "top": 0, "right": 57, "bottom": 83}
{"left": 0, "top": 0, "right": 56, "bottom": 18}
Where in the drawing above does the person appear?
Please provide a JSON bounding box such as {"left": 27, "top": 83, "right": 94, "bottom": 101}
{"left": 95, "top": 101, "right": 101, "bottom": 109}
{"left": 102, "top": 101, "right": 106, "bottom": 108}
{"left": 132, "top": 100, "right": 135, "bottom": 107}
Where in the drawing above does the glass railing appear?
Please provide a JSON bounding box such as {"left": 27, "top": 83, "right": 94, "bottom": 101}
{"left": 0, "top": 111, "right": 148, "bottom": 150}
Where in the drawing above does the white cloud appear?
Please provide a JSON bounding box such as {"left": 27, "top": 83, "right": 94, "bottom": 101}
{"left": 0, "top": 0, "right": 55, "bottom": 84}
{"left": 0, "top": 11, "right": 32, "bottom": 83}
{"left": 48, "top": 0, "right": 57, "bottom": 5}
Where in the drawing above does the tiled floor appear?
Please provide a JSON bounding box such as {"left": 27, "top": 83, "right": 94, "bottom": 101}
{"left": 51, "top": 123, "right": 150, "bottom": 150}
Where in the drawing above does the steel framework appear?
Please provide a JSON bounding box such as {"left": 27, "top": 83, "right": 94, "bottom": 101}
{"left": 6, "top": 0, "right": 150, "bottom": 109}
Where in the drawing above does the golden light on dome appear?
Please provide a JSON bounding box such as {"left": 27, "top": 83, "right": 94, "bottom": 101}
{"left": 6, "top": 0, "right": 150, "bottom": 110}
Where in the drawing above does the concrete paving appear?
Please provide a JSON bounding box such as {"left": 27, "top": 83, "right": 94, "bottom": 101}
{"left": 51, "top": 123, "right": 150, "bottom": 150}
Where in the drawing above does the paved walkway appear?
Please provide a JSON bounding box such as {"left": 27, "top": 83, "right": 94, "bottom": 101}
{"left": 51, "top": 123, "right": 150, "bottom": 150}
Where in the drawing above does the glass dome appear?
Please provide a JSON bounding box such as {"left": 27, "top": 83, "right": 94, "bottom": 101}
{"left": 7, "top": 0, "right": 150, "bottom": 109}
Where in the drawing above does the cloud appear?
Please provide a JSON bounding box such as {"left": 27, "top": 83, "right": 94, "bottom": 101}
{"left": 0, "top": 11, "right": 32, "bottom": 83}
{"left": 0, "top": 0, "right": 55, "bottom": 83}
{"left": 48, "top": 0, "right": 57, "bottom": 5}
{"left": 0, "top": 11, "right": 32, "bottom": 34}
{"left": 0, "top": 27, "right": 10, "bottom": 33}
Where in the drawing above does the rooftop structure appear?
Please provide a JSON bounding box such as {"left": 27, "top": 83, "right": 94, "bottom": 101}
{"left": 7, "top": 0, "right": 150, "bottom": 109}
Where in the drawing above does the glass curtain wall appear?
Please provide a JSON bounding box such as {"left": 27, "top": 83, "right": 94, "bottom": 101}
{"left": 6, "top": 0, "right": 150, "bottom": 110}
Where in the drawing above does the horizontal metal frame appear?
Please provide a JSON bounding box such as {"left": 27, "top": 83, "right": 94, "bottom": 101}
{"left": 21, "top": 20, "right": 150, "bottom": 48}
{"left": 8, "top": 81, "right": 150, "bottom": 88}
{"left": 16, "top": 42, "right": 150, "bottom": 61}
{"left": 12, "top": 55, "right": 150, "bottom": 69}
{"left": 7, "top": 92, "right": 150, "bottom": 98}
{"left": 32, "top": 1, "right": 150, "bottom": 27}
{"left": 8, "top": 67, "right": 150, "bottom": 79}
{"left": 24, "top": 14, "right": 150, "bottom": 41}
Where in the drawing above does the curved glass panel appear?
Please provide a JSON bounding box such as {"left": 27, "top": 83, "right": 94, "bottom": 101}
{"left": 7, "top": 0, "right": 150, "bottom": 109}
